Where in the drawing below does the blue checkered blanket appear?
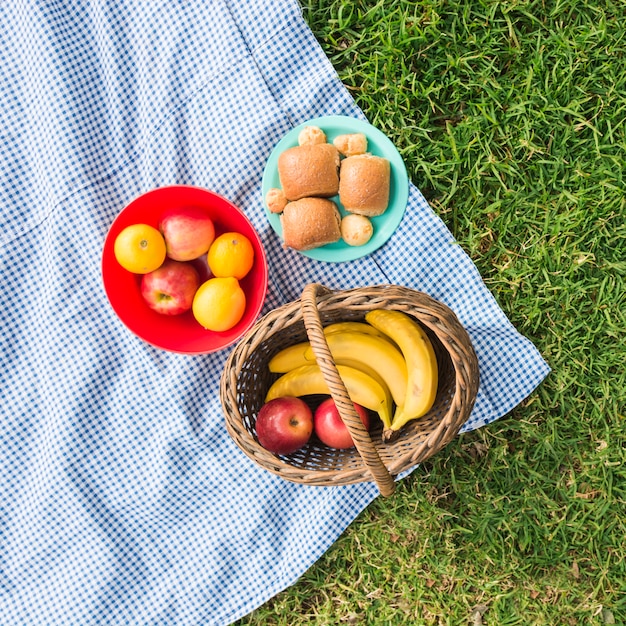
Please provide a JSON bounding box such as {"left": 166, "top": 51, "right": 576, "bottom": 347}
{"left": 0, "top": 1, "right": 550, "bottom": 624}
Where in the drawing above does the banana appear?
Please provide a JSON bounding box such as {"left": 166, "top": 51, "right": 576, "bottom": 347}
{"left": 265, "top": 363, "right": 392, "bottom": 427}
{"left": 268, "top": 341, "right": 310, "bottom": 373}
{"left": 323, "top": 321, "right": 387, "bottom": 339}
{"left": 332, "top": 358, "right": 393, "bottom": 429}
{"left": 365, "top": 309, "right": 438, "bottom": 441}
{"left": 269, "top": 321, "right": 394, "bottom": 373}
{"left": 303, "top": 331, "right": 407, "bottom": 408}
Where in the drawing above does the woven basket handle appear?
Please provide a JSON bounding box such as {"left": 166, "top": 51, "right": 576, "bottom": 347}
{"left": 300, "top": 283, "right": 396, "bottom": 497}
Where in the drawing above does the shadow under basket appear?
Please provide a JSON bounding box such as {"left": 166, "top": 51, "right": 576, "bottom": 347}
{"left": 220, "top": 284, "right": 479, "bottom": 497}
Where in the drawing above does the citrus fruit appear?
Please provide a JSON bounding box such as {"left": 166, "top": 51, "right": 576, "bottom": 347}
{"left": 207, "top": 232, "right": 254, "bottom": 280}
{"left": 114, "top": 223, "right": 167, "bottom": 274}
{"left": 192, "top": 276, "right": 246, "bottom": 332}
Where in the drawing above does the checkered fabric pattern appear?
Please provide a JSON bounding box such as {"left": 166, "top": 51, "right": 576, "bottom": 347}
{"left": 0, "top": 1, "right": 550, "bottom": 624}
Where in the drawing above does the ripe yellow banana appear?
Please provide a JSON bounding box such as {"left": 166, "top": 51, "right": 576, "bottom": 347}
{"left": 268, "top": 342, "right": 310, "bottom": 373}
{"left": 265, "top": 363, "right": 392, "bottom": 427}
{"left": 332, "top": 358, "right": 393, "bottom": 429}
{"left": 303, "top": 331, "right": 407, "bottom": 408}
{"left": 323, "top": 321, "right": 387, "bottom": 339}
{"left": 365, "top": 309, "right": 438, "bottom": 441}
{"left": 268, "top": 322, "right": 394, "bottom": 373}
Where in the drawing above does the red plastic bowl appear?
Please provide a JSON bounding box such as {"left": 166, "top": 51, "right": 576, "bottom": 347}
{"left": 101, "top": 185, "right": 268, "bottom": 354}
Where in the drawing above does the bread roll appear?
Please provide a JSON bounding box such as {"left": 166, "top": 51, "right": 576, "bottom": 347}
{"left": 333, "top": 132, "right": 367, "bottom": 157}
{"left": 278, "top": 143, "right": 340, "bottom": 201}
{"left": 280, "top": 197, "right": 341, "bottom": 251}
{"left": 298, "top": 125, "right": 327, "bottom": 146}
{"left": 265, "top": 187, "right": 287, "bottom": 214}
{"left": 339, "top": 154, "right": 390, "bottom": 217}
{"left": 341, "top": 214, "right": 373, "bottom": 246}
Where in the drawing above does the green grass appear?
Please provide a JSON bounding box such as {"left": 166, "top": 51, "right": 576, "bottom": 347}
{"left": 236, "top": 1, "right": 626, "bottom": 623}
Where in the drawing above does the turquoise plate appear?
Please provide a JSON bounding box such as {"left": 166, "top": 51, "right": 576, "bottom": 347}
{"left": 262, "top": 115, "right": 409, "bottom": 262}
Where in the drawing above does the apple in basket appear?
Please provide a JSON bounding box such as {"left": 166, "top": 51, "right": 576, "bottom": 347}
{"left": 255, "top": 396, "right": 313, "bottom": 455}
{"left": 314, "top": 398, "right": 370, "bottom": 449}
{"left": 159, "top": 206, "right": 216, "bottom": 261}
{"left": 140, "top": 258, "right": 201, "bottom": 315}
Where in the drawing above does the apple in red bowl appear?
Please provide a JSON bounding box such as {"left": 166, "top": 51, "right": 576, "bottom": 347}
{"left": 101, "top": 185, "right": 268, "bottom": 354}
{"left": 140, "top": 259, "right": 201, "bottom": 316}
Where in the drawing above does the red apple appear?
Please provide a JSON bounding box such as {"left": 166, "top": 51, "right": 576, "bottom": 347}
{"left": 255, "top": 396, "right": 313, "bottom": 455}
{"left": 314, "top": 398, "right": 370, "bottom": 449}
{"left": 140, "top": 259, "right": 200, "bottom": 315}
{"left": 159, "top": 206, "right": 216, "bottom": 261}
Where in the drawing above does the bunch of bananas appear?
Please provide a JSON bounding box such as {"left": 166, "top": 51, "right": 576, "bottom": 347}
{"left": 265, "top": 311, "right": 438, "bottom": 442}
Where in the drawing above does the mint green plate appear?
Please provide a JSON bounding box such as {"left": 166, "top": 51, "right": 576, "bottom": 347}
{"left": 262, "top": 115, "right": 409, "bottom": 262}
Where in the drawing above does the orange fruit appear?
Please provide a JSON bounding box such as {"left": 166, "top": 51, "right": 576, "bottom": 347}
{"left": 207, "top": 232, "right": 254, "bottom": 280}
{"left": 192, "top": 276, "right": 246, "bottom": 332}
{"left": 114, "top": 224, "right": 166, "bottom": 274}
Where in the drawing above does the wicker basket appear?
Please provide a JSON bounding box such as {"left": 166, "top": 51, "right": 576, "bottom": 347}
{"left": 220, "top": 284, "right": 479, "bottom": 497}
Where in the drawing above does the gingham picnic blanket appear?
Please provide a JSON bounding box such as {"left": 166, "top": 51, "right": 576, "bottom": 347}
{"left": 0, "top": 1, "right": 550, "bottom": 624}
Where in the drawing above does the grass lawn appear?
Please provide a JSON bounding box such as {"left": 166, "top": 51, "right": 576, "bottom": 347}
{"left": 237, "top": 1, "right": 626, "bottom": 623}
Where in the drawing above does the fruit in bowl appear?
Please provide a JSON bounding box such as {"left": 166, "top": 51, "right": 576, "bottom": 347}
{"left": 208, "top": 232, "right": 255, "bottom": 280}
{"left": 192, "top": 276, "right": 246, "bottom": 332}
{"left": 159, "top": 205, "right": 216, "bottom": 261}
{"left": 114, "top": 224, "right": 167, "bottom": 274}
{"left": 140, "top": 259, "right": 201, "bottom": 316}
{"left": 102, "top": 185, "right": 268, "bottom": 354}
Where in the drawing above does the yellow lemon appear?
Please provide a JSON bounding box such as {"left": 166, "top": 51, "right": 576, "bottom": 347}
{"left": 114, "top": 223, "right": 166, "bottom": 274}
{"left": 192, "top": 277, "right": 246, "bottom": 332}
{"left": 207, "top": 232, "right": 254, "bottom": 280}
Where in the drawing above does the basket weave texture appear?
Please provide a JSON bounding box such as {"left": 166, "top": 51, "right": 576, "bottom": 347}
{"left": 220, "top": 284, "right": 479, "bottom": 497}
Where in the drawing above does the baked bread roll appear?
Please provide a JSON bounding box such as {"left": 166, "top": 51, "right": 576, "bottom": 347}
{"left": 341, "top": 214, "right": 373, "bottom": 246}
{"left": 339, "top": 154, "right": 391, "bottom": 217}
{"left": 280, "top": 197, "right": 341, "bottom": 251}
{"left": 333, "top": 132, "right": 367, "bottom": 157}
{"left": 265, "top": 187, "right": 288, "bottom": 214}
{"left": 278, "top": 143, "right": 340, "bottom": 201}
{"left": 298, "top": 125, "right": 327, "bottom": 146}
